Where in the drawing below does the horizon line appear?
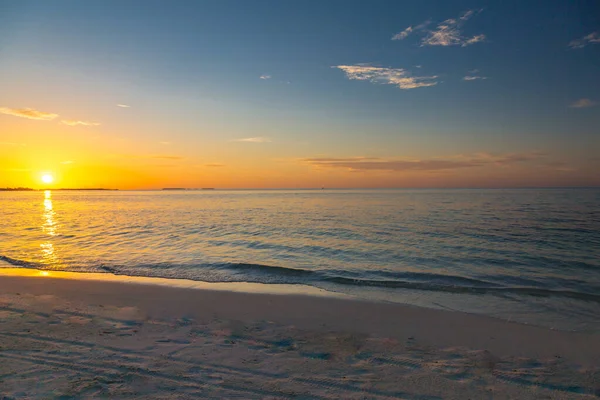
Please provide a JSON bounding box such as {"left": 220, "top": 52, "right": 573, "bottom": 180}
{"left": 3, "top": 186, "right": 599, "bottom": 192}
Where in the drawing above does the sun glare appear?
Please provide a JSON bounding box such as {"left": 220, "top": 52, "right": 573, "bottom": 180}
{"left": 41, "top": 174, "right": 54, "bottom": 184}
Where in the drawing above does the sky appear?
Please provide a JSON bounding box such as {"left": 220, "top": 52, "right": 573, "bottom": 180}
{"left": 0, "top": 0, "right": 599, "bottom": 189}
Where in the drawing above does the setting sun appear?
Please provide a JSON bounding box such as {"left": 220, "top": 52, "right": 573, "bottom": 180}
{"left": 41, "top": 174, "right": 54, "bottom": 184}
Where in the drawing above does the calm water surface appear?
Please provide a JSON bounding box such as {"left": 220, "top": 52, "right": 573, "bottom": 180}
{"left": 1, "top": 189, "right": 599, "bottom": 331}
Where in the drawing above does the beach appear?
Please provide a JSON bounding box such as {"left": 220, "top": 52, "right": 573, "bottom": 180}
{"left": 0, "top": 268, "right": 598, "bottom": 399}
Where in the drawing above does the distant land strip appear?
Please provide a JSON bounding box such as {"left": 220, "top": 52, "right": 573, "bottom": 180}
{"left": 162, "top": 188, "right": 215, "bottom": 191}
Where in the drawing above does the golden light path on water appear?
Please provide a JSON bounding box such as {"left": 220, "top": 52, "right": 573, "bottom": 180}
{"left": 41, "top": 190, "right": 59, "bottom": 266}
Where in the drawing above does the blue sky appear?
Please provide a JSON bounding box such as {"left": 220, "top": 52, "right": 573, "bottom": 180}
{"left": 0, "top": 0, "right": 599, "bottom": 188}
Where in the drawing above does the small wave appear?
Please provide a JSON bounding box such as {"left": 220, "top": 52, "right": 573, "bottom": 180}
{"left": 320, "top": 276, "right": 600, "bottom": 303}
{"left": 213, "top": 262, "right": 315, "bottom": 277}
{"left": 2, "top": 254, "right": 599, "bottom": 303}
{"left": 0, "top": 255, "right": 41, "bottom": 268}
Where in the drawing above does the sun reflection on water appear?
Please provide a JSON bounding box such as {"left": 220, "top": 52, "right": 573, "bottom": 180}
{"left": 41, "top": 190, "right": 59, "bottom": 266}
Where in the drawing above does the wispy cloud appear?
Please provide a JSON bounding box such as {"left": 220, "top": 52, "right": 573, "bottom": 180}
{"left": 304, "top": 157, "right": 380, "bottom": 162}
{"left": 205, "top": 163, "right": 225, "bottom": 167}
{"left": 302, "top": 151, "right": 546, "bottom": 172}
{"left": 259, "top": 75, "right": 271, "bottom": 80}
{"left": 393, "top": 10, "right": 485, "bottom": 47}
{"left": 159, "top": 141, "right": 171, "bottom": 145}
{"left": 423, "top": 10, "right": 485, "bottom": 47}
{"left": 232, "top": 137, "right": 271, "bottom": 143}
{"left": 392, "top": 20, "right": 431, "bottom": 40}
{"left": 569, "top": 32, "right": 600, "bottom": 49}
{"left": 152, "top": 155, "right": 184, "bottom": 160}
{"left": 117, "top": 104, "right": 130, "bottom": 108}
{"left": 569, "top": 98, "right": 597, "bottom": 108}
{"left": 61, "top": 120, "right": 100, "bottom": 126}
{"left": 462, "top": 34, "right": 486, "bottom": 46}
{"left": 333, "top": 64, "right": 438, "bottom": 89}
{"left": 0, "top": 106, "right": 102, "bottom": 127}
{"left": 392, "top": 26, "right": 413, "bottom": 41}
{"left": 475, "top": 151, "right": 547, "bottom": 165}
{"left": 463, "top": 69, "right": 487, "bottom": 81}
{"left": 0, "top": 107, "right": 58, "bottom": 121}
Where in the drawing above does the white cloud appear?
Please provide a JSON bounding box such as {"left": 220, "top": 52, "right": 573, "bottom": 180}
{"left": 463, "top": 70, "right": 487, "bottom": 81}
{"left": 333, "top": 64, "right": 438, "bottom": 89}
{"left": 232, "top": 137, "right": 271, "bottom": 143}
{"left": 569, "top": 98, "right": 597, "bottom": 108}
{"left": 569, "top": 32, "right": 600, "bottom": 49}
{"left": 393, "top": 10, "right": 486, "bottom": 47}
{"left": 117, "top": 104, "right": 130, "bottom": 108}
{"left": 0, "top": 107, "right": 58, "bottom": 121}
{"left": 260, "top": 75, "right": 271, "bottom": 80}
{"left": 61, "top": 120, "right": 100, "bottom": 126}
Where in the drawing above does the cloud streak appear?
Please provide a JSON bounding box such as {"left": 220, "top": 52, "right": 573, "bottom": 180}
{"left": 0, "top": 106, "right": 101, "bottom": 126}
{"left": 569, "top": 32, "right": 600, "bottom": 49}
{"left": 259, "top": 75, "right": 271, "bottom": 80}
{"left": 392, "top": 26, "right": 414, "bottom": 41}
{"left": 463, "top": 70, "right": 487, "bottom": 81}
{"left": 391, "top": 20, "right": 430, "bottom": 40}
{"left": 302, "top": 152, "right": 546, "bottom": 172}
{"left": 61, "top": 120, "right": 100, "bottom": 126}
{"left": 569, "top": 98, "right": 597, "bottom": 108}
{"left": 333, "top": 64, "right": 438, "bottom": 89}
{"left": 232, "top": 137, "right": 271, "bottom": 143}
{"left": 423, "top": 10, "right": 485, "bottom": 47}
{"left": 392, "top": 10, "right": 485, "bottom": 47}
{"left": 0, "top": 107, "right": 58, "bottom": 121}
{"left": 117, "top": 104, "right": 130, "bottom": 108}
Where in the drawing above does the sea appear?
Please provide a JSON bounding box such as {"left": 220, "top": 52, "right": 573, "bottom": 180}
{"left": 1, "top": 189, "right": 599, "bottom": 332}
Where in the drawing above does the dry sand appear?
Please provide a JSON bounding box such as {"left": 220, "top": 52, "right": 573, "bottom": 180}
{"left": 0, "top": 267, "right": 598, "bottom": 399}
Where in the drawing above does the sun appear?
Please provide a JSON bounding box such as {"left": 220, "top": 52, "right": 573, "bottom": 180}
{"left": 41, "top": 174, "right": 54, "bottom": 184}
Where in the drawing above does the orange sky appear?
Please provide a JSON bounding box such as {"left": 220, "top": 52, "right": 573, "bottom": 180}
{"left": 1, "top": 110, "right": 599, "bottom": 189}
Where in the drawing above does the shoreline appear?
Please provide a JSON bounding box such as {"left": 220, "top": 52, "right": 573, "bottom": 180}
{"left": 3, "top": 262, "right": 599, "bottom": 334}
{"left": 1, "top": 267, "right": 599, "bottom": 398}
{"left": 0, "top": 266, "right": 598, "bottom": 365}
{"left": 0, "top": 265, "right": 347, "bottom": 298}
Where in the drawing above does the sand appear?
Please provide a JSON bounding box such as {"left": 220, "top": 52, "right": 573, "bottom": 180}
{"left": 0, "top": 267, "right": 598, "bottom": 399}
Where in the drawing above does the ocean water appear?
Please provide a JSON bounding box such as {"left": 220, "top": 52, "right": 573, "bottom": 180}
{"left": 1, "top": 189, "right": 599, "bottom": 331}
